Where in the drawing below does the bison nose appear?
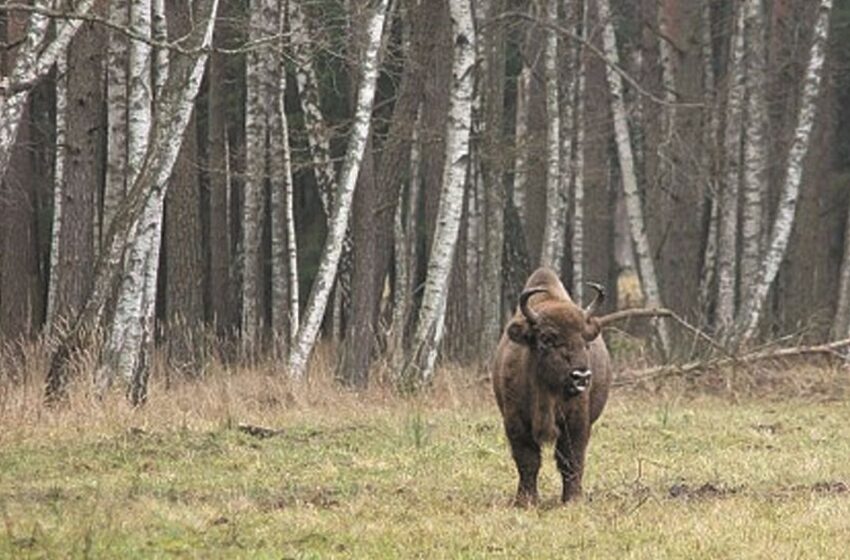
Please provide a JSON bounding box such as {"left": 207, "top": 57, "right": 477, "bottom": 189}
{"left": 570, "top": 368, "right": 592, "bottom": 392}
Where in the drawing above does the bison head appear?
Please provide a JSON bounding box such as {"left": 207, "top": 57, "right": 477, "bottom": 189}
{"left": 507, "top": 284, "right": 605, "bottom": 397}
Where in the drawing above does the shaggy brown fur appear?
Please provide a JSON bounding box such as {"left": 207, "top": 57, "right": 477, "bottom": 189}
{"left": 492, "top": 268, "right": 612, "bottom": 505}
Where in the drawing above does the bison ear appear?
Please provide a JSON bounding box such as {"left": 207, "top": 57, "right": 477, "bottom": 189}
{"left": 582, "top": 317, "right": 601, "bottom": 342}
{"left": 507, "top": 318, "right": 534, "bottom": 346}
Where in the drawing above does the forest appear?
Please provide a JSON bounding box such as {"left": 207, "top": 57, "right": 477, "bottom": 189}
{"left": 1, "top": 0, "right": 850, "bottom": 398}
{"left": 3, "top": 1, "right": 850, "bottom": 557}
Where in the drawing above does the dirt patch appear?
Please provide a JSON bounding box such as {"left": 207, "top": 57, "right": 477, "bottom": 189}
{"left": 668, "top": 482, "right": 742, "bottom": 500}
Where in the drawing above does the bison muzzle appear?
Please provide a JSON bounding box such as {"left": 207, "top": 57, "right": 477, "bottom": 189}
{"left": 492, "top": 267, "right": 612, "bottom": 506}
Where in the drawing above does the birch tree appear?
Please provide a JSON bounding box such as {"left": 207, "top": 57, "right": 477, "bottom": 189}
{"left": 241, "top": 0, "right": 274, "bottom": 358}
{"left": 402, "top": 0, "right": 476, "bottom": 385}
{"left": 597, "top": 0, "right": 669, "bottom": 354}
{"left": 571, "top": 0, "right": 588, "bottom": 304}
{"left": 739, "top": 0, "right": 769, "bottom": 302}
{"left": 735, "top": 0, "right": 833, "bottom": 345}
{"left": 539, "top": 0, "right": 564, "bottom": 270}
{"left": 103, "top": 0, "right": 129, "bottom": 241}
{"left": 716, "top": 4, "right": 746, "bottom": 332}
{"left": 0, "top": 0, "right": 95, "bottom": 185}
{"left": 286, "top": 0, "right": 388, "bottom": 379}
{"left": 45, "top": 0, "right": 220, "bottom": 403}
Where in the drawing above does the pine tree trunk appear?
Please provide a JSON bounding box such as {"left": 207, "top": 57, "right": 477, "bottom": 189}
{"left": 286, "top": 0, "right": 388, "bottom": 379}
{"left": 207, "top": 4, "right": 236, "bottom": 334}
{"left": 597, "top": 0, "right": 669, "bottom": 354}
{"left": 164, "top": 109, "right": 204, "bottom": 371}
{"left": 833, "top": 198, "right": 850, "bottom": 339}
{"left": 46, "top": 22, "right": 102, "bottom": 334}
{"left": 480, "top": 0, "right": 506, "bottom": 357}
{"left": 716, "top": 4, "right": 746, "bottom": 332}
{"left": 403, "top": 0, "right": 476, "bottom": 385}
{"left": 735, "top": 0, "right": 833, "bottom": 344}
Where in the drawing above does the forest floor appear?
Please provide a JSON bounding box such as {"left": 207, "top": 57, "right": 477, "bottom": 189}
{"left": 1, "top": 353, "right": 850, "bottom": 558}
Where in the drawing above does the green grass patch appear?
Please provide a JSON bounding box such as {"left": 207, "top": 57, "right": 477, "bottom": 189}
{"left": 2, "top": 386, "right": 849, "bottom": 558}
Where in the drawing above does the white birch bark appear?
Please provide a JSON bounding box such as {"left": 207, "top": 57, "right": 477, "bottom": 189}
{"left": 104, "top": 0, "right": 130, "bottom": 241}
{"left": 735, "top": 0, "right": 833, "bottom": 344}
{"left": 513, "top": 65, "right": 531, "bottom": 224}
{"left": 390, "top": 106, "right": 422, "bottom": 363}
{"left": 697, "top": 0, "right": 719, "bottom": 312}
{"left": 540, "top": 0, "right": 564, "bottom": 271}
{"left": 241, "top": 0, "right": 274, "bottom": 358}
{"left": 571, "top": 0, "right": 588, "bottom": 303}
{"left": 404, "top": 0, "right": 476, "bottom": 384}
{"left": 716, "top": 4, "right": 746, "bottom": 332}
{"left": 269, "top": 0, "right": 298, "bottom": 350}
{"left": 152, "top": 0, "right": 169, "bottom": 100}
{"left": 0, "top": 0, "right": 95, "bottom": 184}
{"left": 99, "top": 0, "right": 156, "bottom": 388}
{"left": 290, "top": 0, "right": 336, "bottom": 210}
{"left": 598, "top": 0, "right": 669, "bottom": 354}
{"left": 287, "top": 0, "right": 388, "bottom": 379}
{"left": 657, "top": 0, "right": 677, "bottom": 163}
{"left": 46, "top": 51, "right": 68, "bottom": 334}
{"left": 739, "top": 0, "right": 768, "bottom": 300}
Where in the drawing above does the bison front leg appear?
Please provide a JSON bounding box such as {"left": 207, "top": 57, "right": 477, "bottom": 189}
{"left": 555, "top": 420, "right": 589, "bottom": 502}
{"left": 506, "top": 427, "right": 541, "bottom": 507}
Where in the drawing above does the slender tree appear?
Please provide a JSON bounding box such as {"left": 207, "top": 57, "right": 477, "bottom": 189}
{"left": 597, "top": 0, "right": 670, "bottom": 354}
{"left": 735, "top": 0, "right": 834, "bottom": 344}
{"left": 403, "top": 0, "right": 476, "bottom": 385}
{"left": 287, "top": 0, "right": 389, "bottom": 379}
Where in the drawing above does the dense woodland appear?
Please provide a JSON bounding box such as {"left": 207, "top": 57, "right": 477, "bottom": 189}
{"left": 1, "top": 0, "right": 849, "bottom": 402}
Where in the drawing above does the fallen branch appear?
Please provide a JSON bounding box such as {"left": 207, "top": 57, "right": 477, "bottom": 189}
{"left": 615, "top": 338, "right": 850, "bottom": 387}
{"left": 599, "top": 307, "right": 729, "bottom": 357}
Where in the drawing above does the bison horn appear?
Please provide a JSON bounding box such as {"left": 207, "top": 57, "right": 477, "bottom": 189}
{"left": 583, "top": 282, "right": 605, "bottom": 317}
{"left": 519, "top": 287, "right": 547, "bottom": 325}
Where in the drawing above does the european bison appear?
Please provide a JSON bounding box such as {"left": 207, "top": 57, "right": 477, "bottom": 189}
{"left": 492, "top": 267, "right": 612, "bottom": 505}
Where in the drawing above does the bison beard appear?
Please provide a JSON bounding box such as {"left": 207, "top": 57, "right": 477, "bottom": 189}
{"left": 491, "top": 267, "right": 612, "bottom": 506}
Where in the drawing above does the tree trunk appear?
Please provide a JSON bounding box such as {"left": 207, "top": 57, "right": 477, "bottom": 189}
{"left": 46, "top": 22, "right": 103, "bottom": 334}
{"left": 833, "top": 196, "right": 850, "bottom": 339}
{"left": 0, "top": 0, "right": 95, "bottom": 185}
{"left": 164, "top": 109, "right": 204, "bottom": 371}
{"left": 716, "top": 3, "right": 746, "bottom": 332}
{"left": 97, "top": 0, "right": 156, "bottom": 393}
{"left": 570, "top": 0, "right": 588, "bottom": 303}
{"left": 270, "top": 17, "right": 298, "bottom": 355}
{"left": 739, "top": 0, "right": 769, "bottom": 303}
{"left": 735, "top": 0, "right": 833, "bottom": 345}
{"left": 206, "top": 1, "right": 237, "bottom": 334}
{"left": 597, "top": 0, "right": 669, "bottom": 354}
{"left": 403, "top": 0, "right": 476, "bottom": 385}
{"left": 480, "top": 0, "right": 506, "bottom": 357}
{"left": 45, "top": 0, "right": 220, "bottom": 403}
{"left": 103, "top": 0, "right": 129, "bottom": 244}
{"left": 286, "top": 0, "right": 388, "bottom": 379}
{"left": 539, "top": 0, "right": 564, "bottom": 271}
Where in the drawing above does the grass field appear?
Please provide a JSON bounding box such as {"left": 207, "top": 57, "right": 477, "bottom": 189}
{"left": 1, "top": 358, "right": 849, "bottom": 559}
